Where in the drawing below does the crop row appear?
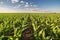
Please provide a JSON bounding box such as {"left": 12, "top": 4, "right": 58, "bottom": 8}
{"left": 0, "top": 14, "right": 60, "bottom": 40}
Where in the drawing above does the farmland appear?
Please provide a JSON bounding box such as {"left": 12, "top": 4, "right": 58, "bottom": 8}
{"left": 0, "top": 13, "right": 60, "bottom": 40}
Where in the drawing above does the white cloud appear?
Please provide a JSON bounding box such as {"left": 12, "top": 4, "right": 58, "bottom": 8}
{"left": 17, "top": 5, "right": 21, "bottom": 7}
{"left": 0, "top": 6, "right": 58, "bottom": 13}
{"left": 24, "top": 4, "right": 29, "bottom": 7}
{"left": 0, "top": 1, "right": 4, "bottom": 4}
{"left": 20, "top": 1, "right": 29, "bottom": 7}
{"left": 11, "top": 0, "right": 20, "bottom": 3}
{"left": 30, "top": 5, "right": 32, "bottom": 6}
{"left": 20, "top": 1, "right": 24, "bottom": 3}
{"left": 33, "top": 5, "right": 37, "bottom": 7}
{"left": 26, "top": 2, "right": 28, "bottom": 5}
{"left": 24, "top": 2, "right": 37, "bottom": 8}
{"left": 0, "top": 7, "right": 21, "bottom": 13}
{"left": 24, "top": 2, "right": 30, "bottom": 7}
{"left": 20, "top": 1, "right": 32, "bottom": 7}
{"left": 13, "top": 5, "right": 21, "bottom": 8}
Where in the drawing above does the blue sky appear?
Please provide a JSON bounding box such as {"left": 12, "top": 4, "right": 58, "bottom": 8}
{"left": 0, "top": 0, "right": 60, "bottom": 13}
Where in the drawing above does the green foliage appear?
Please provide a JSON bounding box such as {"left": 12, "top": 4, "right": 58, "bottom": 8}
{"left": 0, "top": 13, "right": 60, "bottom": 40}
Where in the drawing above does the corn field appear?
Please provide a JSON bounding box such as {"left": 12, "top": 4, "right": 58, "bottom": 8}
{"left": 0, "top": 13, "right": 60, "bottom": 40}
